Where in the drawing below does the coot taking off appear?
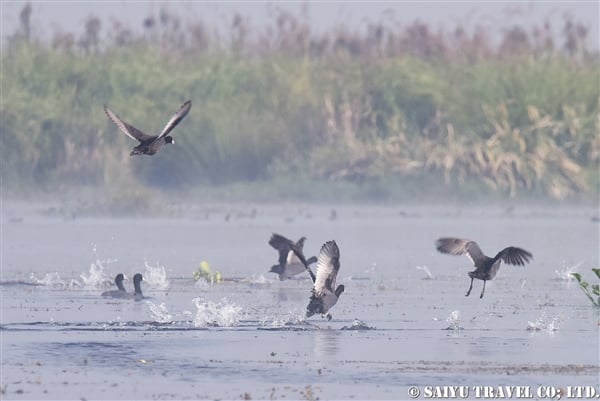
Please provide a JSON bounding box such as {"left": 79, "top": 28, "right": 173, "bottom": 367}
{"left": 104, "top": 100, "right": 191, "bottom": 155}
{"left": 295, "top": 240, "right": 344, "bottom": 320}
{"left": 268, "top": 233, "right": 317, "bottom": 280}
{"left": 101, "top": 273, "right": 126, "bottom": 297}
{"left": 435, "top": 237, "right": 532, "bottom": 298}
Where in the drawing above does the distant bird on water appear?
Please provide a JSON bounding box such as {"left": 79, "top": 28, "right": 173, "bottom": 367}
{"left": 268, "top": 233, "right": 317, "bottom": 281}
{"left": 101, "top": 273, "right": 126, "bottom": 297}
{"left": 101, "top": 273, "right": 144, "bottom": 300}
{"left": 104, "top": 100, "right": 191, "bottom": 155}
{"left": 295, "top": 240, "right": 345, "bottom": 320}
{"left": 435, "top": 237, "right": 532, "bottom": 298}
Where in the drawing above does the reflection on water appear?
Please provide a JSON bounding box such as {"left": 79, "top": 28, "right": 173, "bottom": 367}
{"left": 314, "top": 328, "right": 340, "bottom": 361}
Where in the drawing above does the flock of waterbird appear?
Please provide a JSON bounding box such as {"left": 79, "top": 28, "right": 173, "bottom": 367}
{"left": 101, "top": 101, "right": 534, "bottom": 320}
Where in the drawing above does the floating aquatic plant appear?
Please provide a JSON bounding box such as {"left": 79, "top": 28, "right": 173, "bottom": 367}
{"left": 193, "top": 261, "right": 221, "bottom": 284}
{"left": 571, "top": 268, "right": 600, "bottom": 307}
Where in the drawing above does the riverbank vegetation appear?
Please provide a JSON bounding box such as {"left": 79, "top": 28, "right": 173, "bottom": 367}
{"left": 2, "top": 4, "right": 598, "bottom": 210}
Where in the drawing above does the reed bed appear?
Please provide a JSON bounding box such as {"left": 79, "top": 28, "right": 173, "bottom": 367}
{"left": 2, "top": 5, "right": 598, "bottom": 203}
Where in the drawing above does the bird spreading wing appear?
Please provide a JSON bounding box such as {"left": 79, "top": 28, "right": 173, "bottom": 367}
{"left": 313, "top": 241, "right": 340, "bottom": 296}
{"left": 435, "top": 237, "right": 487, "bottom": 267}
{"left": 269, "top": 233, "right": 295, "bottom": 267}
{"left": 104, "top": 106, "right": 154, "bottom": 142}
{"left": 494, "top": 247, "right": 532, "bottom": 266}
{"left": 157, "top": 100, "right": 192, "bottom": 139}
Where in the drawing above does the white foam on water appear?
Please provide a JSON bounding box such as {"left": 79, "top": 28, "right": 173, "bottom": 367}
{"left": 554, "top": 261, "right": 583, "bottom": 282}
{"left": 527, "top": 312, "right": 561, "bottom": 332}
{"left": 146, "top": 301, "right": 173, "bottom": 323}
{"left": 445, "top": 310, "right": 461, "bottom": 330}
{"left": 416, "top": 265, "right": 435, "bottom": 280}
{"left": 192, "top": 297, "right": 243, "bottom": 327}
{"left": 144, "top": 261, "right": 170, "bottom": 290}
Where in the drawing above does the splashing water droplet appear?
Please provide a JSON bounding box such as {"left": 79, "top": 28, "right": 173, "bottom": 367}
{"left": 80, "top": 260, "right": 110, "bottom": 288}
{"left": 445, "top": 310, "right": 461, "bottom": 330}
{"left": 146, "top": 301, "right": 173, "bottom": 323}
{"left": 527, "top": 312, "right": 561, "bottom": 332}
{"left": 144, "top": 261, "right": 170, "bottom": 290}
{"left": 192, "top": 297, "right": 242, "bottom": 327}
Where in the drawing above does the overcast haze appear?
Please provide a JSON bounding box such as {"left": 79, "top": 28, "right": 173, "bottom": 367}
{"left": 2, "top": 1, "right": 599, "bottom": 49}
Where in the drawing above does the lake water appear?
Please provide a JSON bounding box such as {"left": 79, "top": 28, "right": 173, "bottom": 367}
{"left": 1, "top": 202, "right": 599, "bottom": 400}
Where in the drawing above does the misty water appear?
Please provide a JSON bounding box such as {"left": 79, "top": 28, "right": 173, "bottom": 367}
{"left": 1, "top": 202, "right": 599, "bottom": 400}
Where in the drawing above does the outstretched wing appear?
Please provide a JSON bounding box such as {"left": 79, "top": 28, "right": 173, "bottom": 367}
{"left": 157, "top": 100, "right": 192, "bottom": 139}
{"left": 435, "top": 237, "right": 487, "bottom": 266}
{"left": 314, "top": 241, "right": 340, "bottom": 296}
{"left": 269, "top": 233, "right": 294, "bottom": 267}
{"left": 494, "top": 247, "right": 532, "bottom": 266}
{"left": 104, "top": 106, "right": 153, "bottom": 142}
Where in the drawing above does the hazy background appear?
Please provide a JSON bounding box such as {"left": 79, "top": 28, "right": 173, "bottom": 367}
{"left": 1, "top": 1, "right": 598, "bottom": 216}
{"left": 2, "top": 2, "right": 599, "bottom": 48}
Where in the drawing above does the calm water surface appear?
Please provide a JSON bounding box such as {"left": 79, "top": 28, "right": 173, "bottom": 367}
{"left": 1, "top": 203, "right": 599, "bottom": 400}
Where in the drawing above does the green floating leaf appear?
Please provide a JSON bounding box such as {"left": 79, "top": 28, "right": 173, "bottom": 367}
{"left": 592, "top": 268, "right": 600, "bottom": 280}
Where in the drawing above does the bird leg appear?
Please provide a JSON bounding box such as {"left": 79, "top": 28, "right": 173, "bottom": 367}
{"left": 480, "top": 280, "right": 486, "bottom": 299}
{"left": 465, "top": 277, "right": 474, "bottom": 297}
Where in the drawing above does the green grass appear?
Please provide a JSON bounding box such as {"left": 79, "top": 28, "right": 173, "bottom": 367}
{"left": 1, "top": 11, "right": 598, "bottom": 206}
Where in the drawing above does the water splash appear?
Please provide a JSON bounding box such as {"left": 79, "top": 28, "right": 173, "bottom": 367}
{"left": 192, "top": 297, "right": 242, "bottom": 327}
{"left": 194, "top": 278, "right": 211, "bottom": 290}
{"left": 260, "top": 313, "right": 306, "bottom": 328}
{"left": 445, "top": 310, "right": 462, "bottom": 330}
{"left": 416, "top": 265, "right": 435, "bottom": 280}
{"left": 146, "top": 301, "right": 173, "bottom": 323}
{"left": 554, "top": 261, "right": 583, "bottom": 282}
{"left": 30, "top": 272, "right": 65, "bottom": 287}
{"left": 144, "top": 261, "right": 170, "bottom": 290}
{"left": 341, "top": 319, "right": 376, "bottom": 330}
{"left": 527, "top": 312, "right": 561, "bottom": 332}
{"left": 80, "top": 260, "right": 111, "bottom": 288}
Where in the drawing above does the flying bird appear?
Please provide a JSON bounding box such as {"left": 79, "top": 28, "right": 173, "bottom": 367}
{"left": 101, "top": 273, "right": 126, "bottom": 297}
{"left": 268, "top": 233, "right": 317, "bottom": 281}
{"left": 435, "top": 237, "right": 532, "bottom": 298}
{"left": 295, "top": 240, "right": 344, "bottom": 320}
{"left": 104, "top": 100, "right": 191, "bottom": 155}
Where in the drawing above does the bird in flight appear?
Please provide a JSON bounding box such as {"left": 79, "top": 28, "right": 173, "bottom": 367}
{"left": 104, "top": 100, "right": 191, "bottom": 155}
{"left": 268, "top": 233, "right": 317, "bottom": 281}
{"left": 295, "top": 240, "right": 345, "bottom": 320}
{"left": 435, "top": 237, "right": 532, "bottom": 298}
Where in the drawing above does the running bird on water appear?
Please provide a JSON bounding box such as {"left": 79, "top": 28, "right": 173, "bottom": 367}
{"left": 268, "top": 233, "right": 317, "bottom": 281}
{"left": 295, "top": 240, "right": 344, "bottom": 320}
{"left": 104, "top": 100, "right": 191, "bottom": 155}
{"left": 101, "top": 273, "right": 126, "bottom": 297}
{"left": 435, "top": 237, "right": 532, "bottom": 298}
